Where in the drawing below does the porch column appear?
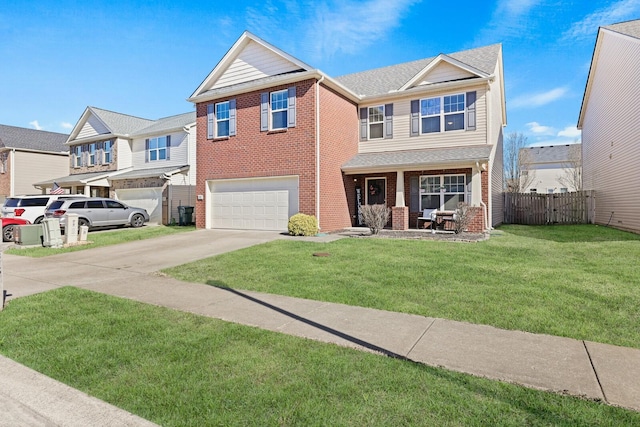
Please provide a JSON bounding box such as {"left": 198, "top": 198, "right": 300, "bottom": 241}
{"left": 392, "top": 170, "right": 408, "bottom": 230}
{"left": 471, "top": 168, "right": 482, "bottom": 206}
{"left": 83, "top": 185, "right": 91, "bottom": 196}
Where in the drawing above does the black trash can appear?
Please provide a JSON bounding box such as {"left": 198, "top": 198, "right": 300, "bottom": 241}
{"left": 178, "top": 206, "right": 194, "bottom": 226}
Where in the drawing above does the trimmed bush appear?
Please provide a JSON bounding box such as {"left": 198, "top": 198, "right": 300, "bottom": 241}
{"left": 360, "top": 204, "right": 390, "bottom": 235}
{"left": 288, "top": 213, "right": 319, "bottom": 236}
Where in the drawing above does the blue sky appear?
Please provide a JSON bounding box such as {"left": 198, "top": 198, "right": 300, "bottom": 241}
{"left": 2, "top": 0, "right": 639, "bottom": 146}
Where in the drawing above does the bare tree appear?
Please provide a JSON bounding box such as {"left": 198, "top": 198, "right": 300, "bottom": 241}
{"left": 557, "top": 143, "right": 582, "bottom": 191}
{"left": 503, "top": 132, "right": 534, "bottom": 193}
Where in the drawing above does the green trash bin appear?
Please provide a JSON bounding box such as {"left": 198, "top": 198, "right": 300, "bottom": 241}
{"left": 178, "top": 206, "right": 194, "bottom": 225}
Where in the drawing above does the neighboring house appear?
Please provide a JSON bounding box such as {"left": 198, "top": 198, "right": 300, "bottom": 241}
{"left": 578, "top": 19, "right": 640, "bottom": 233}
{"left": 0, "top": 124, "right": 69, "bottom": 202}
{"left": 520, "top": 144, "right": 581, "bottom": 194}
{"left": 188, "top": 31, "right": 506, "bottom": 232}
{"left": 36, "top": 107, "right": 196, "bottom": 225}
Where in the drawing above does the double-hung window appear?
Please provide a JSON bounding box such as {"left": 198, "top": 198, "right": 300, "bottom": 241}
{"left": 420, "top": 174, "right": 466, "bottom": 211}
{"left": 148, "top": 136, "right": 168, "bottom": 161}
{"left": 270, "top": 90, "right": 288, "bottom": 130}
{"left": 103, "top": 140, "right": 113, "bottom": 164}
{"left": 215, "top": 101, "right": 230, "bottom": 137}
{"left": 73, "top": 145, "right": 82, "bottom": 168}
{"left": 420, "top": 93, "right": 466, "bottom": 133}
{"left": 88, "top": 143, "right": 96, "bottom": 166}
{"left": 368, "top": 106, "right": 384, "bottom": 139}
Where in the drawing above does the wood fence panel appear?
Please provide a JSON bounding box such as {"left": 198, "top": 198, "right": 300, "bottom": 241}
{"left": 504, "top": 191, "right": 594, "bottom": 225}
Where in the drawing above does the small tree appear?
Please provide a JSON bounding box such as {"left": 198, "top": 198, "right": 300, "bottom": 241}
{"left": 453, "top": 202, "right": 473, "bottom": 234}
{"left": 360, "top": 204, "right": 390, "bottom": 235}
{"left": 557, "top": 143, "right": 582, "bottom": 191}
{"left": 504, "top": 132, "right": 535, "bottom": 193}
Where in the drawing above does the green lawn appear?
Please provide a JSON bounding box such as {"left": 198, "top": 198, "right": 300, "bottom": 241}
{"left": 1, "top": 287, "right": 637, "bottom": 426}
{"left": 5, "top": 225, "right": 195, "bottom": 257}
{"left": 164, "top": 224, "right": 640, "bottom": 349}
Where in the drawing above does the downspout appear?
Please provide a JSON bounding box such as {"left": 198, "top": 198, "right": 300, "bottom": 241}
{"left": 476, "top": 161, "right": 489, "bottom": 232}
{"left": 315, "top": 75, "right": 325, "bottom": 227}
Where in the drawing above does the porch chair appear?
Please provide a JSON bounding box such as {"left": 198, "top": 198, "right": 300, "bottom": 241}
{"left": 417, "top": 208, "right": 437, "bottom": 230}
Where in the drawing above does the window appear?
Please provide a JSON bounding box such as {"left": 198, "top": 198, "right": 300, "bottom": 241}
{"left": 547, "top": 188, "right": 555, "bottom": 194}
{"left": 215, "top": 101, "right": 230, "bottom": 137}
{"left": 419, "top": 174, "right": 466, "bottom": 211}
{"left": 73, "top": 145, "right": 82, "bottom": 168}
{"left": 270, "top": 90, "right": 288, "bottom": 130}
{"left": 103, "top": 140, "right": 113, "bottom": 164}
{"left": 147, "top": 136, "right": 168, "bottom": 161}
{"left": 420, "top": 93, "right": 465, "bottom": 133}
{"left": 530, "top": 188, "right": 537, "bottom": 193}
{"left": 87, "top": 200, "right": 104, "bottom": 209}
{"left": 368, "top": 106, "right": 384, "bottom": 139}
{"left": 88, "top": 143, "right": 96, "bottom": 166}
{"left": 560, "top": 187, "right": 568, "bottom": 193}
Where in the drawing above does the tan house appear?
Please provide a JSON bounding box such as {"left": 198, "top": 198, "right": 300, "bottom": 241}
{"left": 578, "top": 19, "right": 640, "bottom": 233}
{"left": 520, "top": 144, "right": 581, "bottom": 194}
{"left": 0, "top": 124, "right": 69, "bottom": 202}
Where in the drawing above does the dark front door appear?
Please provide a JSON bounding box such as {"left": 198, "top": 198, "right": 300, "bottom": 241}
{"left": 366, "top": 178, "right": 386, "bottom": 205}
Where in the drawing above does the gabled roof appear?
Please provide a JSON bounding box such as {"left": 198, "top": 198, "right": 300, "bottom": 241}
{"left": 520, "top": 144, "right": 580, "bottom": 164}
{"left": 334, "top": 44, "right": 501, "bottom": 98}
{"left": 0, "top": 124, "right": 69, "bottom": 154}
{"left": 578, "top": 19, "right": 640, "bottom": 128}
{"left": 130, "top": 112, "right": 196, "bottom": 137}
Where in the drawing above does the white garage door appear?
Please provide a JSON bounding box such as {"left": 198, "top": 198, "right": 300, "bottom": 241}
{"left": 115, "top": 187, "right": 163, "bottom": 224}
{"left": 209, "top": 176, "right": 299, "bottom": 230}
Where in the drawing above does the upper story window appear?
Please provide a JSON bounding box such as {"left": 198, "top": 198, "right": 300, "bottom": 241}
{"left": 73, "top": 145, "right": 82, "bottom": 168}
{"left": 368, "top": 106, "right": 384, "bottom": 139}
{"left": 103, "top": 140, "right": 113, "bottom": 164}
{"left": 270, "top": 90, "right": 288, "bottom": 130}
{"left": 88, "top": 143, "right": 96, "bottom": 166}
{"left": 216, "top": 101, "right": 230, "bottom": 137}
{"left": 411, "top": 91, "right": 476, "bottom": 137}
{"left": 146, "top": 136, "right": 170, "bottom": 162}
{"left": 359, "top": 103, "right": 393, "bottom": 141}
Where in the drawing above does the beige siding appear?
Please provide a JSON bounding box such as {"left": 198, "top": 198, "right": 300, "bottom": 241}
{"left": 582, "top": 30, "right": 640, "bottom": 232}
{"left": 213, "top": 40, "right": 302, "bottom": 89}
{"left": 359, "top": 85, "right": 488, "bottom": 153}
{"left": 131, "top": 131, "right": 190, "bottom": 169}
{"left": 488, "top": 54, "right": 505, "bottom": 226}
{"left": 116, "top": 138, "right": 132, "bottom": 169}
{"left": 490, "top": 133, "right": 503, "bottom": 226}
{"left": 14, "top": 151, "right": 68, "bottom": 195}
{"left": 418, "top": 62, "right": 475, "bottom": 85}
{"left": 77, "top": 115, "right": 109, "bottom": 139}
{"left": 168, "top": 185, "right": 196, "bottom": 223}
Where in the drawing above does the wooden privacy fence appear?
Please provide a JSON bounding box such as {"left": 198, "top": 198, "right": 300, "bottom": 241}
{"left": 504, "top": 191, "right": 595, "bottom": 225}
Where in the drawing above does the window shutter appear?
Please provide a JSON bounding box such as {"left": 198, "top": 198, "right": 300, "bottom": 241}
{"left": 166, "top": 135, "right": 171, "bottom": 160}
{"left": 70, "top": 153, "right": 75, "bottom": 168}
{"left": 410, "top": 176, "right": 419, "bottom": 212}
{"left": 466, "top": 173, "right": 472, "bottom": 203}
{"left": 287, "top": 87, "right": 296, "bottom": 128}
{"left": 260, "top": 92, "right": 269, "bottom": 131}
{"left": 207, "top": 104, "right": 214, "bottom": 139}
{"left": 384, "top": 103, "right": 393, "bottom": 139}
{"left": 229, "top": 99, "right": 236, "bottom": 136}
{"left": 466, "top": 91, "right": 476, "bottom": 131}
{"left": 359, "top": 108, "right": 368, "bottom": 141}
{"left": 410, "top": 100, "right": 420, "bottom": 137}
{"left": 145, "top": 139, "right": 149, "bottom": 163}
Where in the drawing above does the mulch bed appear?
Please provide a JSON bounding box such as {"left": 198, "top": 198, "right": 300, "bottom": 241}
{"left": 334, "top": 229, "right": 489, "bottom": 242}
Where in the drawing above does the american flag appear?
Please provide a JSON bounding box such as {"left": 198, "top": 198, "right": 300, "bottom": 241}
{"left": 50, "top": 182, "right": 65, "bottom": 195}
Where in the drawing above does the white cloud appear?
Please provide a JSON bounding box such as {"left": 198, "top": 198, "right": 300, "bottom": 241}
{"left": 474, "top": 0, "right": 543, "bottom": 45}
{"left": 526, "top": 121, "right": 554, "bottom": 135}
{"left": 562, "top": 0, "right": 640, "bottom": 41}
{"left": 29, "top": 120, "right": 42, "bottom": 130}
{"left": 61, "top": 122, "right": 73, "bottom": 130}
{"left": 557, "top": 126, "right": 581, "bottom": 139}
{"left": 511, "top": 87, "right": 568, "bottom": 108}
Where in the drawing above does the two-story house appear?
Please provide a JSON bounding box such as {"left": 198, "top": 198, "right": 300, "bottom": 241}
{"left": 578, "top": 19, "right": 640, "bottom": 233}
{"left": 0, "top": 124, "right": 69, "bottom": 202}
{"left": 36, "top": 107, "right": 196, "bottom": 225}
{"left": 519, "top": 144, "right": 581, "bottom": 194}
{"left": 188, "top": 32, "right": 505, "bottom": 232}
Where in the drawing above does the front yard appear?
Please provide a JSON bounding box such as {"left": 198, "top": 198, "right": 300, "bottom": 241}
{"left": 164, "top": 224, "right": 640, "bottom": 349}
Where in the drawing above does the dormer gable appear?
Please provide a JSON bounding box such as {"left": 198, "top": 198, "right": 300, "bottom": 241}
{"left": 67, "top": 107, "right": 112, "bottom": 143}
{"left": 189, "top": 31, "right": 314, "bottom": 101}
{"left": 400, "top": 54, "right": 490, "bottom": 91}
{"left": 67, "top": 107, "right": 154, "bottom": 144}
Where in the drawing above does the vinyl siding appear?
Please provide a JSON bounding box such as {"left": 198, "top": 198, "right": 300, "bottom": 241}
{"left": 488, "top": 54, "right": 505, "bottom": 226}
{"left": 116, "top": 137, "right": 132, "bottom": 170}
{"left": 418, "top": 62, "right": 475, "bottom": 85}
{"left": 358, "top": 85, "right": 488, "bottom": 153}
{"left": 213, "top": 40, "right": 302, "bottom": 90}
{"left": 77, "top": 115, "right": 110, "bottom": 139}
{"left": 582, "top": 30, "right": 640, "bottom": 232}
{"left": 168, "top": 185, "right": 196, "bottom": 224}
{"left": 132, "top": 131, "right": 189, "bottom": 169}
{"left": 14, "top": 151, "right": 68, "bottom": 195}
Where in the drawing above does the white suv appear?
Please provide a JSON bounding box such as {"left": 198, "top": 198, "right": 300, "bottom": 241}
{"left": 1, "top": 194, "right": 86, "bottom": 224}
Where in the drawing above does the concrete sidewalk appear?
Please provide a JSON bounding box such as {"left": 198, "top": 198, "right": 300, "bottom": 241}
{"left": 1, "top": 229, "right": 639, "bottom": 425}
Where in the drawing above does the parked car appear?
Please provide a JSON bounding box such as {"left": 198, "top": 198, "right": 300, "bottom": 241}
{"left": 44, "top": 197, "right": 149, "bottom": 230}
{"left": 1, "top": 194, "right": 86, "bottom": 224}
{"left": 2, "top": 217, "right": 31, "bottom": 242}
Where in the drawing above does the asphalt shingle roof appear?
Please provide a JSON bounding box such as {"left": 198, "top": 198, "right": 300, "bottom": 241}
{"left": 110, "top": 165, "right": 189, "bottom": 180}
{"left": 88, "top": 107, "right": 155, "bottom": 136}
{"left": 0, "top": 124, "right": 69, "bottom": 153}
{"left": 521, "top": 144, "right": 581, "bottom": 164}
{"left": 334, "top": 44, "right": 501, "bottom": 97}
{"left": 342, "top": 146, "right": 493, "bottom": 171}
{"left": 605, "top": 19, "right": 640, "bottom": 39}
{"left": 130, "top": 112, "right": 196, "bottom": 137}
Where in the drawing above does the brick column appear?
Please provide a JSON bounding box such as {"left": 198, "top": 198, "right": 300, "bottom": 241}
{"left": 392, "top": 206, "right": 408, "bottom": 230}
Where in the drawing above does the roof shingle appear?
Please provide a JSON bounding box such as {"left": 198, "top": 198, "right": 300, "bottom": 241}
{"left": 0, "top": 124, "right": 68, "bottom": 153}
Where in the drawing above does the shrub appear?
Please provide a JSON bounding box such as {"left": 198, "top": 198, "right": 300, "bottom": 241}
{"left": 360, "top": 204, "right": 390, "bottom": 235}
{"left": 288, "top": 213, "right": 319, "bottom": 236}
{"left": 454, "top": 202, "right": 473, "bottom": 234}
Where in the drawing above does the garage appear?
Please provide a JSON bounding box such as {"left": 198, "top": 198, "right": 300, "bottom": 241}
{"left": 208, "top": 176, "right": 299, "bottom": 230}
{"left": 115, "top": 187, "right": 164, "bottom": 224}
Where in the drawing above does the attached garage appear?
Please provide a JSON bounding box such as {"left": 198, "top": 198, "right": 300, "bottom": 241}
{"left": 207, "top": 176, "right": 299, "bottom": 230}
{"left": 115, "top": 187, "right": 164, "bottom": 224}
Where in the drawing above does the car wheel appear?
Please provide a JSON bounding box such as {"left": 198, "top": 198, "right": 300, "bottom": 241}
{"left": 78, "top": 218, "right": 90, "bottom": 229}
{"left": 2, "top": 225, "right": 15, "bottom": 242}
{"left": 34, "top": 216, "right": 44, "bottom": 224}
{"left": 130, "top": 213, "right": 145, "bottom": 228}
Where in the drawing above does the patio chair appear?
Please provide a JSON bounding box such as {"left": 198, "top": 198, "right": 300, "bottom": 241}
{"left": 417, "top": 208, "right": 437, "bottom": 229}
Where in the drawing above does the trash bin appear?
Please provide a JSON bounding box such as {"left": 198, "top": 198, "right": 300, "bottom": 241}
{"left": 178, "top": 206, "right": 194, "bottom": 226}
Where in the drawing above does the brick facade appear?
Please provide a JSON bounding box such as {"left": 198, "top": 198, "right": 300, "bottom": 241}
{"left": 0, "top": 155, "right": 11, "bottom": 199}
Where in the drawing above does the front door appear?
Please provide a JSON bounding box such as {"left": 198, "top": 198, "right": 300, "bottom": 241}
{"left": 366, "top": 178, "right": 386, "bottom": 205}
